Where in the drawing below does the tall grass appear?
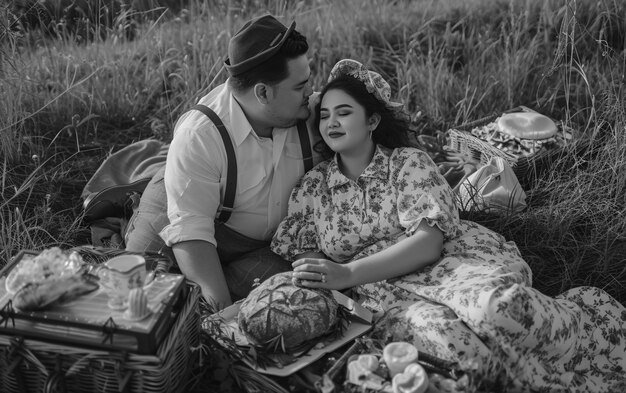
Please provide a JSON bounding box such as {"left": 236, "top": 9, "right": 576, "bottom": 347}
{"left": 1, "top": 0, "right": 625, "bottom": 304}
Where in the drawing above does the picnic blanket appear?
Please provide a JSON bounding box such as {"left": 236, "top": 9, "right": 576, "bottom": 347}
{"left": 82, "top": 139, "right": 168, "bottom": 200}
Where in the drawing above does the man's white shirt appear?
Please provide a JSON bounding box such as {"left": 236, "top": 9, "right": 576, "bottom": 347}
{"left": 159, "top": 82, "right": 321, "bottom": 247}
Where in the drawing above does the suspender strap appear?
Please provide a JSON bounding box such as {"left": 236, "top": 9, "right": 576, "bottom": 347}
{"left": 189, "top": 106, "right": 314, "bottom": 223}
{"left": 190, "top": 104, "right": 236, "bottom": 223}
{"left": 297, "top": 120, "right": 313, "bottom": 172}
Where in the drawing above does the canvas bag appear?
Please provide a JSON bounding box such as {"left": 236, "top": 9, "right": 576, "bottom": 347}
{"left": 455, "top": 156, "right": 526, "bottom": 213}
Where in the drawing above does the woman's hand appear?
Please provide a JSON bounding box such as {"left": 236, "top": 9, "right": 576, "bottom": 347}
{"left": 292, "top": 257, "right": 351, "bottom": 290}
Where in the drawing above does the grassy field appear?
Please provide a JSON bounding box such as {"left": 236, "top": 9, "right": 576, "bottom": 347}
{"left": 2, "top": 0, "right": 624, "bottom": 303}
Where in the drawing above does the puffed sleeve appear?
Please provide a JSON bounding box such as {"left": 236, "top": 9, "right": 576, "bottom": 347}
{"left": 271, "top": 168, "right": 325, "bottom": 261}
{"left": 394, "top": 148, "right": 460, "bottom": 240}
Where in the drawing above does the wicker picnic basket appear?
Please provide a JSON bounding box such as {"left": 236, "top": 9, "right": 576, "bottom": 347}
{"left": 0, "top": 278, "right": 200, "bottom": 393}
{"left": 447, "top": 107, "right": 569, "bottom": 182}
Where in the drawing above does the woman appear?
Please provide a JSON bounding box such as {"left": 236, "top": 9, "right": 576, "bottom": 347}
{"left": 270, "top": 59, "right": 626, "bottom": 392}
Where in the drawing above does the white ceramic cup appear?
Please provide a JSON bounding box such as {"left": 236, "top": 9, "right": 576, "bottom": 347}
{"left": 98, "top": 255, "right": 147, "bottom": 310}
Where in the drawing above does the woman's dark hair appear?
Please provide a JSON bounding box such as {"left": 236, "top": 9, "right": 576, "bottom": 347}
{"left": 229, "top": 30, "right": 309, "bottom": 92}
{"left": 314, "top": 74, "right": 412, "bottom": 159}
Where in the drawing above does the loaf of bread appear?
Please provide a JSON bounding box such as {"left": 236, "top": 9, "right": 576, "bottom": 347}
{"left": 5, "top": 247, "right": 83, "bottom": 294}
{"left": 237, "top": 272, "right": 339, "bottom": 351}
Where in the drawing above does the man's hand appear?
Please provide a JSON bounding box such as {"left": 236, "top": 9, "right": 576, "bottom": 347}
{"left": 172, "top": 240, "right": 232, "bottom": 311}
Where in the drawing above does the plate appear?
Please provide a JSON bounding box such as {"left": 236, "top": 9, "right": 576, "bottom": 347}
{"left": 209, "top": 291, "right": 373, "bottom": 377}
{"left": 123, "top": 308, "right": 153, "bottom": 321}
{"left": 5, "top": 247, "right": 83, "bottom": 294}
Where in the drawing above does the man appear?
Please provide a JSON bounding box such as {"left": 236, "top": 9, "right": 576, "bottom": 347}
{"left": 124, "top": 14, "right": 323, "bottom": 310}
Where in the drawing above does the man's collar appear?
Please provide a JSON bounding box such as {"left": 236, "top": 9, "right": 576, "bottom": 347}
{"left": 228, "top": 92, "right": 256, "bottom": 146}
{"left": 327, "top": 145, "right": 391, "bottom": 188}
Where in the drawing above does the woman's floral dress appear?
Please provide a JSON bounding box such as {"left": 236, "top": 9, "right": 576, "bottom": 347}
{"left": 271, "top": 145, "right": 626, "bottom": 392}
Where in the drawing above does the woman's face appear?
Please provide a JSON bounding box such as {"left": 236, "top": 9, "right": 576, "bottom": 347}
{"left": 319, "top": 89, "right": 376, "bottom": 155}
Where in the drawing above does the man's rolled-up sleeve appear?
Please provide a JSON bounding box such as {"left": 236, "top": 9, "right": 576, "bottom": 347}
{"left": 159, "top": 119, "right": 224, "bottom": 247}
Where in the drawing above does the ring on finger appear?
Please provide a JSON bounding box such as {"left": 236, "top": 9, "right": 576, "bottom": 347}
{"left": 320, "top": 272, "right": 326, "bottom": 283}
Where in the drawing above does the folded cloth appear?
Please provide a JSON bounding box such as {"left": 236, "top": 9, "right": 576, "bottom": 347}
{"left": 82, "top": 139, "right": 169, "bottom": 200}
{"left": 89, "top": 217, "right": 126, "bottom": 248}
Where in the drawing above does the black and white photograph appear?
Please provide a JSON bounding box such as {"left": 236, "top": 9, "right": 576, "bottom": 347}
{"left": 1, "top": 1, "right": 625, "bottom": 392}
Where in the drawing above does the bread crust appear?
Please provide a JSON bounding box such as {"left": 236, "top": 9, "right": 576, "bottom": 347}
{"left": 237, "top": 272, "right": 339, "bottom": 350}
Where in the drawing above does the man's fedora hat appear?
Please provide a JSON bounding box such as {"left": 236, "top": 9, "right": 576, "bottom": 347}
{"left": 225, "top": 14, "right": 296, "bottom": 76}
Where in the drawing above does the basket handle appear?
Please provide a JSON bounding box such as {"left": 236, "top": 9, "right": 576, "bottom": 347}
{"left": 70, "top": 245, "right": 175, "bottom": 274}
{"left": 454, "top": 106, "right": 530, "bottom": 131}
{"left": 454, "top": 113, "right": 499, "bottom": 131}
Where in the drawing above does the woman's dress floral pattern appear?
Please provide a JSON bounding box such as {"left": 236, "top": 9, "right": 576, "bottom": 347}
{"left": 271, "top": 145, "right": 626, "bottom": 392}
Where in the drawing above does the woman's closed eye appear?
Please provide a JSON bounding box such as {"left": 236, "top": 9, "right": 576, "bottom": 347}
{"left": 319, "top": 110, "right": 351, "bottom": 120}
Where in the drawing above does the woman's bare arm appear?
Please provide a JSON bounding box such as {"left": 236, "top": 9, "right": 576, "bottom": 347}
{"left": 292, "top": 220, "right": 443, "bottom": 290}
